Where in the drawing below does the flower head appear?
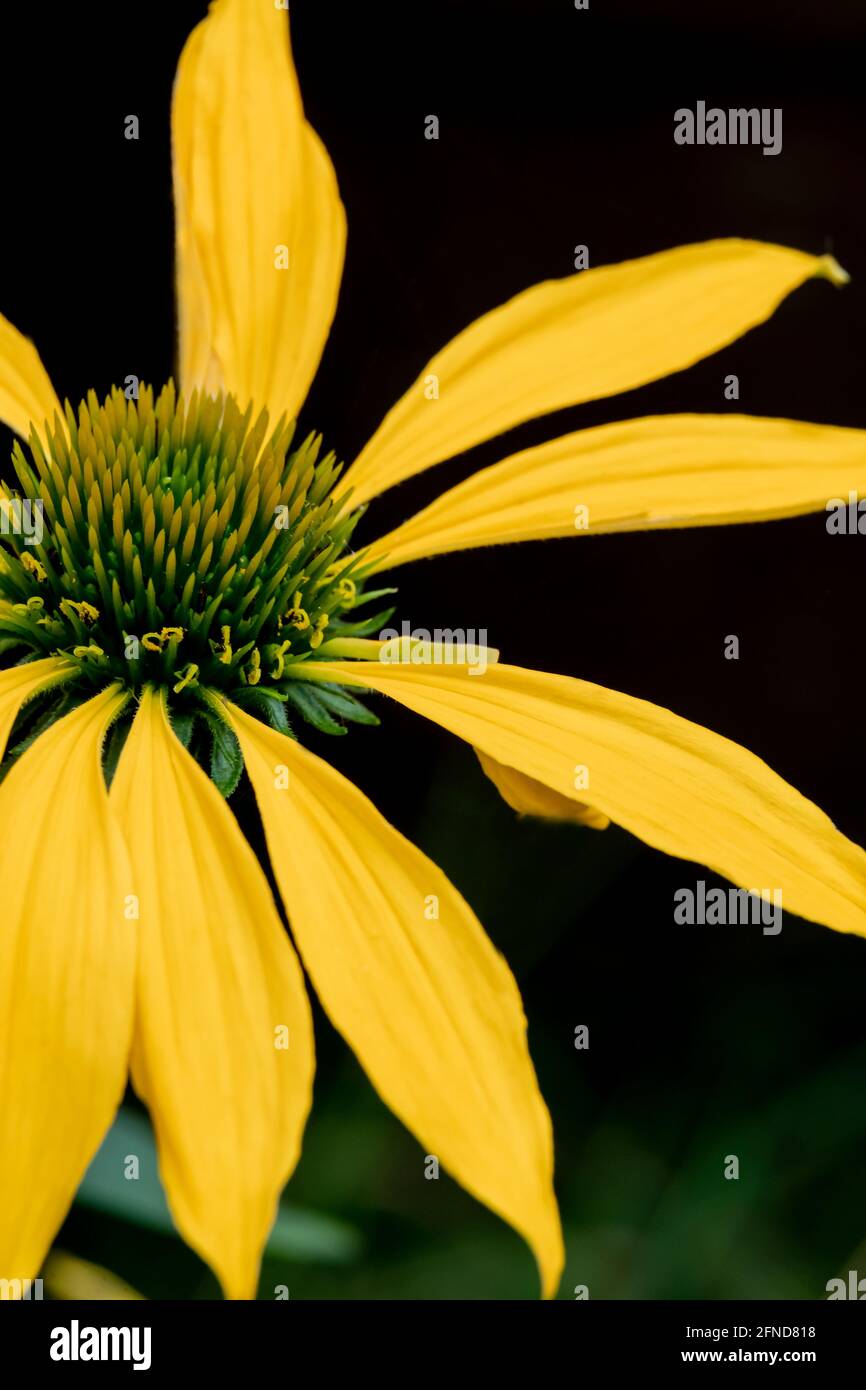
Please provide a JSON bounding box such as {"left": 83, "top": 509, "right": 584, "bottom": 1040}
{"left": 2, "top": 383, "right": 370, "bottom": 698}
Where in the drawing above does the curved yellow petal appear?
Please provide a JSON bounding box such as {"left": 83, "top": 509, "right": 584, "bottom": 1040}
{"left": 110, "top": 688, "right": 314, "bottom": 1301}
{"left": 477, "top": 749, "right": 610, "bottom": 830}
{"left": 0, "top": 312, "right": 62, "bottom": 438}
{"left": 366, "top": 414, "right": 866, "bottom": 569}
{"left": 0, "top": 656, "right": 77, "bottom": 759}
{"left": 42, "top": 1251, "right": 145, "bottom": 1302}
{"left": 0, "top": 686, "right": 135, "bottom": 1280}
{"left": 221, "top": 697, "right": 564, "bottom": 1298}
{"left": 341, "top": 241, "right": 844, "bottom": 505}
{"left": 293, "top": 661, "right": 866, "bottom": 940}
{"left": 173, "top": 0, "right": 346, "bottom": 420}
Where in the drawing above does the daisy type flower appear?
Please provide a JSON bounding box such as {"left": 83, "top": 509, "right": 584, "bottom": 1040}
{"left": 2, "top": 0, "right": 866, "bottom": 1300}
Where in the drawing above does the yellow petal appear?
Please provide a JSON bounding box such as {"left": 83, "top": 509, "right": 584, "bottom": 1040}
{"left": 0, "top": 311, "right": 61, "bottom": 438}
{"left": 366, "top": 414, "right": 866, "bottom": 568}
{"left": 294, "top": 661, "right": 866, "bottom": 939}
{"left": 110, "top": 688, "right": 314, "bottom": 1300}
{"left": 0, "top": 655, "right": 76, "bottom": 759}
{"left": 221, "top": 697, "right": 564, "bottom": 1298}
{"left": 477, "top": 749, "right": 610, "bottom": 830}
{"left": 341, "top": 241, "right": 844, "bottom": 505}
{"left": 0, "top": 686, "right": 135, "bottom": 1279}
{"left": 173, "top": 0, "right": 345, "bottom": 420}
{"left": 42, "top": 1251, "right": 145, "bottom": 1301}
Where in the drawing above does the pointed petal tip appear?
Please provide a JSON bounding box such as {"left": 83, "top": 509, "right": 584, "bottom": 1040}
{"left": 816, "top": 254, "right": 849, "bottom": 286}
{"left": 537, "top": 1209, "right": 566, "bottom": 1300}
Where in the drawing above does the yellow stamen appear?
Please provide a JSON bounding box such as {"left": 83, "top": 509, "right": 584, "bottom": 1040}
{"left": 61, "top": 599, "right": 100, "bottom": 625}
{"left": 246, "top": 649, "right": 262, "bottom": 686}
{"left": 286, "top": 589, "right": 311, "bottom": 631}
{"left": 318, "top": 559, "right": 353, "bottom": 593}
{"left": 269, "top": 639, "right": 292, "bottom": 680}
{"left": 20, "top": 553, "right": 47, "bottom": 583}
{"left": 308, "top": 612, "right": 330, "bottom": 650}
{"left": 214, "top": 624, "right": 233, "bottom": 664}
{"left": 173, "top": 662, "right": 199, "bottom": 694}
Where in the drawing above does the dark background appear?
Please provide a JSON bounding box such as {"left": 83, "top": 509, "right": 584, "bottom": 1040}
{"left": 4, "top": 0, "right": 866, "bottom": 1298}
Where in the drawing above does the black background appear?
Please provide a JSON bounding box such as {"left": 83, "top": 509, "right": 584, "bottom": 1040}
{"left": 5, "top": 0, "right": 866, "bottom": 1297}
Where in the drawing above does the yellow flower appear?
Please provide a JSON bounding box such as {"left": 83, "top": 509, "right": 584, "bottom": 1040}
{"left": 0, "top": 0, "right": 865, "bottom": 1302}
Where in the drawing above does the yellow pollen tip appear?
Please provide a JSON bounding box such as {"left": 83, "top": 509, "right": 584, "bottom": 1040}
{"left": 269, "top": 639, "right": 291, "bottom": 680}
{"left": 215, "top": 624, "right": 233, "bottom": 664}
{"left": 173, "top": 662, "right": 199, "bottom": 694}
{"left": 20, "top": 553, "right": 47, "bottom": 582}
{"left": 61, "top": 599, "right": 100, "bottom": 624}
{"left": 246, "top": 649, "right": 262, "bottom": 686}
